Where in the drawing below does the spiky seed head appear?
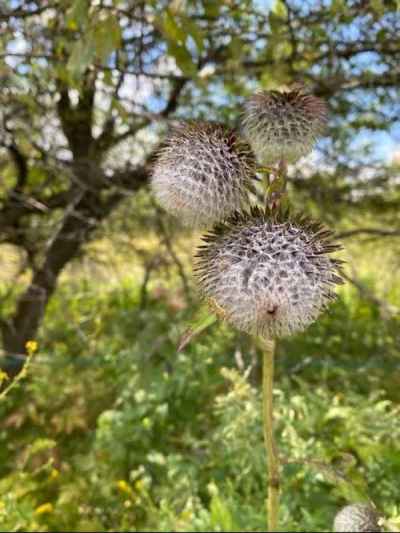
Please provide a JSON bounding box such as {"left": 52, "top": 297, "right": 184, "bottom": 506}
{"left": 241, "top": 88, "right": 328, "bottom": 165}
{"left": 151, "top": 121, "right": 256, "bottom": 228}
{"left": 333, "top": 504, "right": 382, "bottom": 532}
{"left": 194, "top": 207, "right": 343, "bottom": 339}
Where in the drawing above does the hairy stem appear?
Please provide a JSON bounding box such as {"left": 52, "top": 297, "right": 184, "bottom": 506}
{"left": 261, "top": 337, "right": 280, "bottom": 531}
{"left": 257, "top": 161, "right": 288, "bottom": 211}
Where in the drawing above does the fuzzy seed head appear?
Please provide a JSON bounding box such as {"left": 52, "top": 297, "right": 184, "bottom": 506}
{"left": 241, "top": 88, "right": 327, "bottom": 165}
{"left": 151, "top": 121, "right": 256, "bottom": 228}
{"left": 195, "top": 208, "right": 343, "bottom": 339}
{"left": 333, "top": 504, "right": 382, "bottom": 532}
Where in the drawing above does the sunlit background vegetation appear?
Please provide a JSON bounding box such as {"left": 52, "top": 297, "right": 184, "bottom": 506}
{"left": 1, "top": 0, "right": 399, "bottom": 531}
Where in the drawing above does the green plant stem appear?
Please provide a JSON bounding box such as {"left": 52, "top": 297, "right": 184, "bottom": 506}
{"left": 0, "top": 350, "right": 34, "bottom": 401}
{"left": 257, "top": 162, "right": 288, "bottom": 211}
{"left": 261, "top": 337, "right": 280, "bottom": 531}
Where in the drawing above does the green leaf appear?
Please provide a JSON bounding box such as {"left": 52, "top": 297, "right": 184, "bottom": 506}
{"left": 210, "top": 493, "right": 234, "bottom": 531}
{"left": 183, "top": 17, "right": 204, "bottom": 53}
{"left": 66, "top": 0, "right": 89, "bottom": 30}
{"left": 28, "top": 166, "right": 48, "bottom": 187}
{"left": 331, "top": 0, "right": 345, "bottom": 14}
{"left": 156, "top": 9, "right": 201, "bottom": 71}
{"left": 67, "top": 38, "right": 96, "bottom": 78}
{"left": 167, "top": 41, "right": 197, "bottom": 77}
{"left": 54, "top": 63, "right": 70, "bottom": 83}
{"left": 271, "top": 0, "right": 288, "bottom": 18}
{"left": 370, "top": 0, "right": 385, "bottom": 14}
{"left": 203, "top": 0, "right": 220, "bottom": 17}
{"left": 25, "top": 438, "right": 57, "bottom": 460}
{"left": 93, "top": 15, "right": 122, "bottom": 63}
{"left": 161, "top": 10, "right": 187, "bottom": 44}
{"left": 177, "top": 313, "right": 217, "bottom": 352}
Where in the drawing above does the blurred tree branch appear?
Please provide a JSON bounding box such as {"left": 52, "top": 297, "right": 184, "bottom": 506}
{"left": 342, "top": 272, "right": 399, "bottom": 320}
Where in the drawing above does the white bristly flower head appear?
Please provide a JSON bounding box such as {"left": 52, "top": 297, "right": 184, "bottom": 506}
{"left": 151, "top": 121, "right": 256, "bottom": 228}
{"left": 241, "top": 87, "right": 327, "bottom": 165}
{"left": 195, "top": 207, "right": 344, "bottom": 339}
{"left": 333, "top": 504, "right": 382, "bottom": 532}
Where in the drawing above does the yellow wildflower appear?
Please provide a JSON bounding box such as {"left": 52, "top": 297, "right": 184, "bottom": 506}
{"left": 26, "top": 340, "right": 38, "bottom": 354}
{"left": 49, "top": 468, "right": 59, "bottom": 480}
{"left": 117, "top": 480, "right": 132, "bottom": 495}
{"left": 134, "top": 479, "right": 145, "bottom": 492}
{"left": 35, "top": 503, "right": 53, "bottom": 515}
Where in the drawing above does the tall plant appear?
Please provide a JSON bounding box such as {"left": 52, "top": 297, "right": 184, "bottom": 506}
{"left": 152, "top": 85, "right": 344, "bottom": 531}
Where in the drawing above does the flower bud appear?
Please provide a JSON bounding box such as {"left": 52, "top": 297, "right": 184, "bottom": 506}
{"left": 241, "top": 88, "right": 327, "bottom": 165}
{"left": 333, "top": 504, "right": 382, "bottom": 532}
{"left": 151, "top": 121, "right": 255, "bottom": 228}
{"left": 195, "top": 207, "right": 343, "bottom": 338}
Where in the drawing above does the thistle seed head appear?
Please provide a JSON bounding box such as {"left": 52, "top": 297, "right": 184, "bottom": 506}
{"left": 241, "top": 88, "right": 328, "bottom": 165}
{"left": 333, "top": 504, "right": 382, "bottom": 532}
{"left": 194, "top": 207, "right": 343, "bottom": 339}
{"left": 151, "top": 121, "right": 256, "bottom": 228}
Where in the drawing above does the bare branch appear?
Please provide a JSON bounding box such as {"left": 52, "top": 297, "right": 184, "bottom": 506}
{"left": 342, "top": 272, "right": 399, "bottom": 320}
{"left": 154, "top": 205, "right": 192, "bottom": 302}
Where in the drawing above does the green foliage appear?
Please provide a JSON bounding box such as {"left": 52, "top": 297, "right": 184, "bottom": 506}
{"left": 67, "top": 12, "right": 121, "bottom": 80}
{"left": 0, "top": 274, "right": 399, "bottom": 531}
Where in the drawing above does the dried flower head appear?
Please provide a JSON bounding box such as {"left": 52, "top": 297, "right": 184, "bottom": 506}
{"left": 195, "top": 207, "right": 343, "bottom": 338}
{"left": 241, "top": 88, "right": 327, "bottom": 165}
{"left": 151, "top": 121, "right": 256, "bottom": 228}
{"left": 333, "top": 504, "right": 382, "bottom": 532}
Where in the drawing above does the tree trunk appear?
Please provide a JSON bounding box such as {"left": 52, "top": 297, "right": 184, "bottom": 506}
{"left": 1, "top": 170, "right": 147, "bottom": 373}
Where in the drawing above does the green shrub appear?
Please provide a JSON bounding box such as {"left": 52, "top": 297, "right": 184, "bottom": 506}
{"left": 0, "top": 278, "right": 399, "bottom": 531}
